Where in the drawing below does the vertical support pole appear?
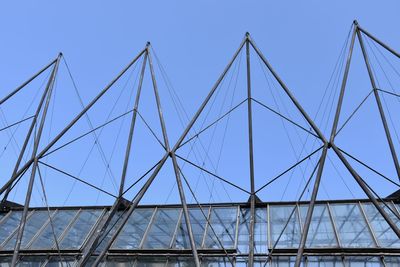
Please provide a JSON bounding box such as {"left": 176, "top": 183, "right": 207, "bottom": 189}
{"left": 294, "top": 146, "right": 328, "bottom": 267}
{"left": 79, "top": 50, "right": 149, "bottom": 266}
{"left": 81, "top": 39, "right": 246, "bottom": 266}
{"left": 11, "top": 53, "right": 61, "bottom": 267}
{"left": 356, "top": 26, "right": 400, "bottom": 181}
{"left": 147, "top": 46, "right": 201, "bottom": 266}
{"left": 118, "top": 47, "right": 149, "bottom": 197}
{"left": 330, "top": 24, "right": 358, "bottom": 141}
{"left": 245, "top": 33, "right": 256, "bottom": 267}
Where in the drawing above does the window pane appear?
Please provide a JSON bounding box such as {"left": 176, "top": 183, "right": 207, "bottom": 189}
{"left": 30, "top": 210, "right": 77, "bottom": 249}
{"left": 46, "top": 256, "right": 77, "bottom": 267}
{"left": 204, "top": 207, "right": 238, "bottom": 249}
{"left": 362, "top": 202, "right": 400, "bottom": 248}
{"left": 16, "top": 256, "right": 46, "bottom": 267}
{"left": 59, "top": 209, "right": 102, "bottom": 249}
{"left": 269, "top": 205, "right": 301, "bottom": 248}
{"left": 174, "top": 207, "right": 209, "bottom": 249}
{"left": 112, "top": 208, "right": 154, "bottom": 249}
{"left": 330, "top": 203, "right": 375, "bottom": 247}
{"left": 385, "top": 256, "right": 400, "bottom": 267}
{"left": 237, "top": 208, "right": 267, "bottom": 254}
{"left": 104, "top": 257, "right": 135, "bottom": 267}
{"left": 0, "top": 211, "right": 23, "bottom": 246}
{"left": 299, "top": 204, "right": 337, "bottom": 248}
{"left": 96, "top": 211, "right": 126, "bottom": 252}
{"left": 344, "top": 256, "right": 383, "bottom": 267}
{"left": 307, "top": 256, "right": 343, "bottom": 267}
{"left": 142, "top": 208, "right": 181, "bottom": 249}
{"left": 4, "top": 210, "right": 54, "bottom": 250}
{"left": 136, "top": 257, "right": 167, "bottom": 267}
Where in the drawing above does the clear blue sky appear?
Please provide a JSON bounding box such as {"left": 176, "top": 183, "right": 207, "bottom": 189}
{"left": 1, "top": 1, "right": 400, "bottom": 207}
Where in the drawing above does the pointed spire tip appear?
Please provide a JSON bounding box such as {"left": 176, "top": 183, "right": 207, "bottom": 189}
{"left": 353, "top": 20, "right": 359, "bottom": 26}
{"left": 146, "top": 41, "right": 151, "bottom": 47}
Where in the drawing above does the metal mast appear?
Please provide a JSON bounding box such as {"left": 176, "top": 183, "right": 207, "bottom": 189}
{"left": 11, "top": 53, "right": 62, "bottom": 266}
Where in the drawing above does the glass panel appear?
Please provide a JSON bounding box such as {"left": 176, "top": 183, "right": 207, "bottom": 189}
{"left": 136, "top": 257, "right": 167, "bottom": 267}
{"left": 112, "top": 208, "right": 154, "bottom": 249}
{"left": 166, "top": 257, "right": 195, "bottom": 267}
{"left": 4, "top": 210, "right": 54, "bottom": 250}
{"left": 201, "top": 257, "right": 232, "bottom": 267}
{"left": 299, "top": 204, "right": 337, "bottom": 248}
{"left": 330, "top": 203, "right": 376, "bottom": 247}
{"left": 30, "top": 210, "right": 78, "bottom": 249}
{"left": 269, "top": 205, "right": 301, "bottom": 248}
{"left": 269, "top": 256, "right": 296, "bottom": 267}
{"left": 174, "top": 207, "right": 209, "bottom": 249}
{"left": 59, "top": 209, "right": 102, "bottom": 249}
{"left": 203, "top": 207, "right": 238, "bottom": 249}
{"left": 0, "top": 211, "right": 23, "bottom": 246}
{"left": 344, "top": 256, "right": 383, "bottom": 266}
{"left": 237, "top": 208, "right": 267, "bottom": 254}
{"left": 46, "top": 256, "right": 77, "bottom": 267}
{"left": 307, "top": 256, "right": 343, "bottom": 266}
{"left": 16, "top": 256, "right": 46, "bottom": 267}
{"left": 104, "top": 257, "right": 135, "bottom": 267}
{"left": 142, "top": 208, "right": 181, "bottom": 249}
{"left": 385, "top": 256, "right": 400, "bottom": 267}
{"left": 0, "top": 256, "right": 11, "bottom": 267}
{"left": 96, "top": 211, "right": 125, "bottom": 252}
{"left": 362, "top": 202, "right": 400, "bottom": 248}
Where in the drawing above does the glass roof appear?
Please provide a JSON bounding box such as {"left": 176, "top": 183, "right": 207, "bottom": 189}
{"left": 0, "top": 201, "right": 399, "bottom": 254}
{"left": 0, "top": 255, "right": 397, "bottom": 266}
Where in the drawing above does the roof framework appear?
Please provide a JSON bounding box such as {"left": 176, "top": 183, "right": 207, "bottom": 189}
{"left": 0, "top": 21, "right": 399, "bottom": 266}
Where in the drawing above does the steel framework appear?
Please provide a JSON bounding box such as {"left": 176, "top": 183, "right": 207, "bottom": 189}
{"left": 0, "top": 21, "right": 399, "bottom": 267}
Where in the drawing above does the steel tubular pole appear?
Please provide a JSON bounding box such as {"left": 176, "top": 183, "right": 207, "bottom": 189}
{"left": 294, "top": 146, "right": 328, "bottom": 267}
{"left": 248, "top": 39, "right": 327, "bottom": 144}
{"left": 2, "top": 55, "right": 61, "bottom": 204}
{"left": 356, "top": 28, "right": 400, "bottom": 180}
{"left": 245, "top": 34, "right": 256, "bottom": 267}
{"left": 331, "top": 143, "right": 400, "bottom": 239}
{"left": 0, "top": 58, "right": 57, "bottom": 106}
{"left": 330, "top": 25, "right": 358, "bottom": 141}
{"left": 357, "top": 26, "right": 400, "bottom": 59}
{"left": 11, "top": 54, "right": 61, "bottom": 266}
{"left": 170, "top": 152, "right": 201, "bottom": 267}
{"left": 172, "top": 38, "right": 247, "bottom": 152}
{"left": 148, "top": 48, "right": 201, "bottom": 266}
{"left": 0, "top": 48, "right": 147, "bottom": 197}
{"left": 81, "top": 39, "right": 246, "bottom": 266}
{"left": 118, "top": 48, "right": 148, "bottom": 197}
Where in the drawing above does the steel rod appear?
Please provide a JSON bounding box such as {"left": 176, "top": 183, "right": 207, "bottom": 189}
{"left": 330, "top": 25, "right": 358, "bottom": 141}
{"left": 294, "top": 145, "right": 328, "bottom": 267}
{"left": 331, "top": 143, "right": 400, "bottom": 239}
{"left": 248, "top": 38, "right": 327, "bottom": 144}
{"left": 118, "top": 48, "right": 148, "bottom": 197}
{"left": 80, "top": 38, "right": 246, "bottom": 266}
{"left": 11, "top": 54, "right": 61, "bottom": 266}
{"left": 0, "top": 58, "right": 57, "bottom": 106}
{"left": 356, "top": 27, "right": 400, "bottom": 180}
{"left": 245, "top": 34, "right": 256, "bottom": 267}
{"left": 150, "top": 47, "right": 201, "bottom": 266}
{"left": 0, "top": 48, "right": 147, "bottom": 197}
{"left": 357, "top": 25, "right": 400, "bottom": 59}
{"left": 175, "top": 154, "right": 251, "bottom": 194}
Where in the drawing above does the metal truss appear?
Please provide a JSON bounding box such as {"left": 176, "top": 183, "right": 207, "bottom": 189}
{"left": 0, "top": 21, "right": 400, "bottom": 267}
